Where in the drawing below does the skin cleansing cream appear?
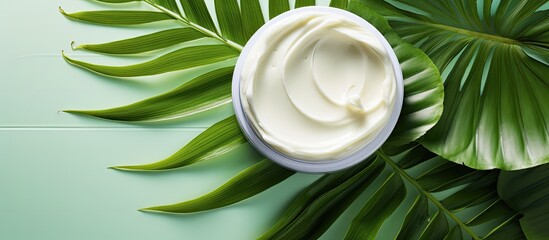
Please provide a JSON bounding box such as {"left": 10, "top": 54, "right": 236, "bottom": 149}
{"left": 233, "top": 7, "right": 403, "bottom": 172}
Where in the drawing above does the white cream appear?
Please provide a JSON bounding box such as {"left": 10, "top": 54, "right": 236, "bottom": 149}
{"left": 240, "top": 11, "right": 397, "bottom": 161}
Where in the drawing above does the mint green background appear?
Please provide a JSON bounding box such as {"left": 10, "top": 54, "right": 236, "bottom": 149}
{"left": 0, "top": 1, "right": 415, "bottom": 239}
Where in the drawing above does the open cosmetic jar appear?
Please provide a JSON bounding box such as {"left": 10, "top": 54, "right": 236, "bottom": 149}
{"left": 232, "top": 6, "right": 404, "bottom": 173}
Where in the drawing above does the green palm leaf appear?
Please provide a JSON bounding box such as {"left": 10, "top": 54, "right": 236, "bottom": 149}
{"left": 395, "top": 195, "right": 429, "bottom": 240}
{"left": 359, "top": 0, "right": 549, "bottom": 170}
{"left": 345, "top": 173, "right": 406, "bottom": 240}
{"left": 60, "top": 8, "right": 172, "bottom": 25}
{"left": 63, "top": 45, "right": 238, "bottom": 77}
{"left": 64, "top": 67, "right": 234, "bottom": 121}
{"left": 445, "top": 226, "right": 464, "bottom": 240}
{"left": 215, "top": 0, "right": 247, "bottom": 45}
{"left": 362, "top": 147, "right": 523, "bottom": 240}
{"left": 418, "top": 209, "right": 449, "bottom": 240}
{"left": 62, "top": 0, "right": 242, "bottom": 122}
{"left": 241, "top": 0, "right": 265, "bottom": 40}
{"left": 141, "top": 159, "right": 294, "bottom": 213}
{"left": 295, "top": 0, "right": 315, "bottom": 8}
{"left": 257, "top": 144, "right": 525, "bottom": 239}
{"left": 148, "top": 0, "right": 182, "bottom": 15}
{"left": 415, "top": 161, "right": 488, "bottom": 192}
{"left": 72, "top": 28, "right": 205, "bottom": 54}
{"left": 269, "top": 0, "right": 290, "bottom": 19}
{"left": 111, "top": 115, "right": 245, "bottom": 170}
{"left": 329, "top": 0, "right": 348, "bottom": 9}
{"left": 180, "top": 0, "right": 219, "bottom": 34}
{"left": 466, "top": 199, "right": 515, "bottom": 226}
{"left": 483, "top": 215, "right": 525, "bottom": 240}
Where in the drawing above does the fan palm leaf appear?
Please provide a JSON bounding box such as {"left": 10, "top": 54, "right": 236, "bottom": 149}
{"left": 357, "top": 0, "right": 549, "bottom": 170}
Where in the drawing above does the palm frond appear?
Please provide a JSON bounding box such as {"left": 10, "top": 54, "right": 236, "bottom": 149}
{"left": 141, "top": 159, "right": 294, "bottom": 213}
{"left": 357, "top": 0, "right": 549, "bottom": 170}
{"left": 59, "top": 8, "right": 172, "bottom": 25}
{"left": 62, "top": 0, "right": 245, "bottom": 121}
{"left": 172, "top": 144, "right": 525, "bottom": 239}
{"left": 64, "top": 67, "right": 234, "bottom": 121}
{"left": 111, "top": 115, "right": 245, "bottom": 171}
{"left": 345, "top": 146, "right": 523, "bottom": 240}
{"left": 63, "top": 45, "right": 238, "bottom": 77}
{"left": 258, "top": 144, "right": 524, "bottom": 239}
{"left": 72, "top": 28, "right": 205, "bottom": 54}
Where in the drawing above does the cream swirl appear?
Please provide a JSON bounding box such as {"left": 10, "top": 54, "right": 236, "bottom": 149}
{"left": 240, "top": 11, "right": 397, "bottom": 160}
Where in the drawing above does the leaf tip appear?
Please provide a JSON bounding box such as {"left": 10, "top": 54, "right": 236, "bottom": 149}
{"left": 63, "top": 109, "right": 106, "bottom": 120}
{"left": 70, "top": 41, "right": 79, "bottom": 50}
{"left": 109, "top": 165, "right": 134, "bottom": 171}
{"left": 138, "top": 207, "right": 164, "bottom": 213}
{"left": 61, "top": 50, "right": 71, "bottom": 62}
{"left": 62, "top": 109, "right": 82, "bottom": 114}
{"left": 108, "top": 164, "right": 163, "bottom": 172}
{"left": 59, "top": 6, "right": 67, "bottom": 15}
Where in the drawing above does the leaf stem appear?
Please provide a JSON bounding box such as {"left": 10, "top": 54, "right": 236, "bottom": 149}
{"left": 143, "top": 0, "right": 243, "bottom": 52}
{"left": 376, "top": 150, "right": 481, "bottom": 240}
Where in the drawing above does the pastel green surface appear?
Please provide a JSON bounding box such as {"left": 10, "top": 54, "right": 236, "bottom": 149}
{"left": 0, "top": 0, "right": 408, "bottom": 239}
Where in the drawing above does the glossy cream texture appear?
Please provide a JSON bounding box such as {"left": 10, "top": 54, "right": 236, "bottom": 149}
{"left": 240, "top": 11, "right": 397, "bottom": 160}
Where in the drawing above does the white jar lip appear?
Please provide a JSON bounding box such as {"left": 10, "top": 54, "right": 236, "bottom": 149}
{"left": 232, "top": 6, "right": 404, "bottom": 173}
